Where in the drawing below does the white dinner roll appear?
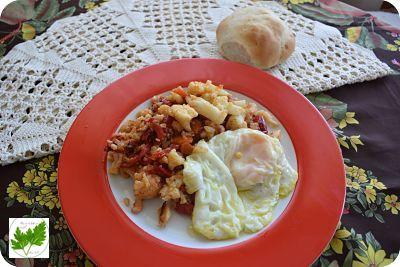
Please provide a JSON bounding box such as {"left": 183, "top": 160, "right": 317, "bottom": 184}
{"left": 216, "top": 7, "right": 296, "bottom": 69}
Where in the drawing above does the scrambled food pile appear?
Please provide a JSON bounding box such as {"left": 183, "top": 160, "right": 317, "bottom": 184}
{"left": 106, "top": 81, "right": 297, "bottom": 239}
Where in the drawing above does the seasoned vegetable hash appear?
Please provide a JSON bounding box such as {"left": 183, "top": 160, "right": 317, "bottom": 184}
{"left": 106, "top": 81, "right": 280, "bottom": 227}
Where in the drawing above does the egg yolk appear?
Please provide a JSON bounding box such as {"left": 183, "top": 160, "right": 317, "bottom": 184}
{"left": 229, "top": 132, "right": 276, "bottom": 190}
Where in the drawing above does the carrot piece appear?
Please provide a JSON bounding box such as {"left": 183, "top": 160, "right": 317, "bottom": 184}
{"left": 171, "top": 136, "right": 193, "bottom": 146}
{"left": 180, "top": 142, "right": 194, "bottom": 156}
{"left": 172, "top": 87, "right": 188, "bottom": 98}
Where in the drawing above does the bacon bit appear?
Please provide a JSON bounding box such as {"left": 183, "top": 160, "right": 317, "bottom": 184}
{"left": 141, "top": 128, "right": 154, "bottom": 143}
{"left": 138, "top": 145, "right": 151, "bottom": 160}
{"left": 253, "top": 115, "right": 268, "bottom": 134}
{"left": 180, "top": 142, "right": 194, "bottom": 156}
{"left": 122, "top": 145, "right": 150, "bottom": 167}
{"left": 175, "top": 186, "right": 194, "bottom": 216}
{"left": 172, "top": 87, "right": 188, "bottom": 98}
{"left": 121, "top": 155, "right": 140, "bottom": 167}
{"left": 149, "top": 151, "right": 166, "bottom": 161}
{"left": 150, "top": 123, "right": 165, "bottom": 141}
{"left": 164, "top": 116, "right": 174, "bottom": 126}
{"left": 125, "top": 140, "right": 137, "bottom": 156}
{"left": 175, "top": 202, "right": 194, "bottom": 215}
{"left": 159, "top": 96, "right": 172, "bottom": 106}
{"left": 149, "top": 148, "right": 172, "bottom": 161}
{"left": 150, "top": 165, "right": 172, "bottom": 178}
{"left": 190, "top": 119, "right": 203, "bottom": 135}
{"left": 170, "top": 144, "right": 180, "bottom": 150}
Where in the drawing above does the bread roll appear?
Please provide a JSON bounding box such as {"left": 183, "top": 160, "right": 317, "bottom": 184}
{"left": 216, "top": 7, "right": 295, "bottom": 69}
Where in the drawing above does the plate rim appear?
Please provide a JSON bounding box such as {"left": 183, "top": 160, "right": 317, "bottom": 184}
{"left": 58, "top": 58, "right": 345, "bottom": 267}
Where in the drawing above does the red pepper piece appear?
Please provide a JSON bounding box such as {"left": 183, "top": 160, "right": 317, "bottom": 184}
{"left": 151, "top": 165, "right": 172, "bottom": 178}
{"left": 149, "top": 148, "right": 172, "bottom": 161}
{"left": 150, "top": 123, "right": 165, "bottom": 141}
{"left": 175, "top": 202, "right": 194, "bottom": 215}
{"left": 121, "top": 144, "right": 150, "bottom": 167}
{"left": 253, "top": 115, "right": 268, "bottom": 134}
{"left": 159, "top": 96, "right": 172, "bottom": 106}
{"left": 140, "top": 128, "right": 153, "bottom": 143}
{"left": 164, "top": 116, "right": 174, "bottom": 126}
{"left": 172, "top": 87, "right": 188, "bottom": 98}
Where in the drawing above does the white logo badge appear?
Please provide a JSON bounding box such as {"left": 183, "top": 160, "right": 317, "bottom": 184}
{"left": 8, "top": 218, "right": 49, "bottom": 259}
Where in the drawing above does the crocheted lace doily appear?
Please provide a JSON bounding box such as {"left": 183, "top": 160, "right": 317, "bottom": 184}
{"left": 0, "top": 0, "right": 391, "bottom": 165}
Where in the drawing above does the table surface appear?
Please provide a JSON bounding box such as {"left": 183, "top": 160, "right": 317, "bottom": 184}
{"left": 0, "top": 1, "right": 399, "bottom": 266}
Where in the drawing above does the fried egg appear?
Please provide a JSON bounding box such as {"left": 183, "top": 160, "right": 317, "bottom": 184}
{"left": 183, "top": 128, "right": 298, "bottom": 239}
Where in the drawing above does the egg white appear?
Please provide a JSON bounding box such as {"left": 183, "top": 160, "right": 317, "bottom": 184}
{"left": 184, "top": 141, "right": 245, "bottom": 240}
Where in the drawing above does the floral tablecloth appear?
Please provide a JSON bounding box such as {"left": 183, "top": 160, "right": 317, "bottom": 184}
{"left": 0, "top": 0, "right": 399, "bottom": 266}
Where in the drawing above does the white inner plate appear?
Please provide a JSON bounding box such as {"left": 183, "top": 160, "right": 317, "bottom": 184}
{"left": 107, "top": 90, "right": 297, "bottom": 249}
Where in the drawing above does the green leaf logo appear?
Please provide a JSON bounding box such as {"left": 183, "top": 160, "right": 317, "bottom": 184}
{"left": 10, "top": 221, "right": 47, "bottom": 256}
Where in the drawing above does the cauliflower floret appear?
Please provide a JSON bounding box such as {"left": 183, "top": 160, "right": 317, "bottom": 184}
{"left": 167, "top": 149, "right": 185, "bottom": 170}
{"left": 132, "top": 172, "right": 162, "bottom": 213}
{"left": 226, "top": 115, "right": 247, "bottom": 130}
{"left": 167, "top": 91, "right": 184, "bottom": 104}
{"left": 170, "top": 104, "right": 198, "bottom": 131}
{"left": 157, "top": 104, "right": 172, "bottom": 116}
{"left": 187, "top": 81, "right": 210, "bottom": 95}
{"left": 187, "top": 80, "right": 227, "bottom": 96}
{"left": 212, "top": 96, "right": 229, "bottom": 111}
{"left": 159, "top": 174, "right": 183, "bottom": 201}
{"left": 201, "top": 92, "right": 218, "bottom": 103}
{"left": 186, "top": 95, "right": 227, "bottom": 125}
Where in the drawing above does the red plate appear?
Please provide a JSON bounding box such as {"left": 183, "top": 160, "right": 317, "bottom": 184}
{"left": 58, "top": 58, "right": 345, "bottom": 267}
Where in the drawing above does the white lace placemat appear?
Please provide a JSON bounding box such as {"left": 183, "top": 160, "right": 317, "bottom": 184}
{"left": 0, "top": 0, "right": 391, "bottom": 165}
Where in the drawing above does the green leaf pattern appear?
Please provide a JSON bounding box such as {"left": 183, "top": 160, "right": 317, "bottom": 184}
{"left": 10, "top": 221, "right": 46, "bottom": 256}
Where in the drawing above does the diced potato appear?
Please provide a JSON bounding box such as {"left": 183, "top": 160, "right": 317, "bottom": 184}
{"left": 227, "top": 102, "right": 245, "bottom": 115}
{"left": 170, "top": 104, "right": 198, "bottom": 131}
{"left": 226, "top": 115, "right": 247, "bottom": 130}
{"left": 167, "top": 149, "right": 185, "bottom": 170}
{"left": 186, "top": 95, "right": 227, "bottom": 124}
{"left": 203, "top": 126, "right": 216, "bottom": 139}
